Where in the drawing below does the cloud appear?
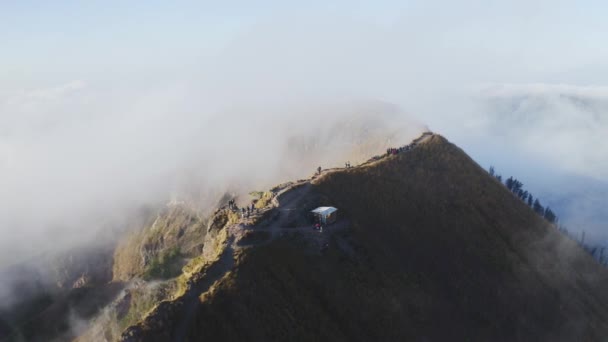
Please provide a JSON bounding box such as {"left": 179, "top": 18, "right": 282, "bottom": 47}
{"left": 17, "top": 80, "right": 86, "bottom": 101}
{"left": 474, "top": 83, "right": 608, "bottom": 181}
{"left": 0, "top": 80, "right": 424, "bottom": 267}
{"left": 481, "top": 83, "right": 608, "bottom": 100}
{"left": 446, "top": 83, "right": 608, "bottom": 241}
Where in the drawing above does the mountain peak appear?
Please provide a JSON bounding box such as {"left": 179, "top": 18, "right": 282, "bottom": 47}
{"left": 117, "top": 133, "right": 608, "bottom": 341}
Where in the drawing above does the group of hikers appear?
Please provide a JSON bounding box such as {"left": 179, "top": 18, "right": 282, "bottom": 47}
{"left": 227, "top": 199, "right": 237, "bottom": 210}
{"left": 366, "top": 140, "right": 422, "bottom": 164}
{"left": 386, "top": 142, "right": 417, "bottom": 156}
{"left": 227, "top": 198, "right": 258, "bottom": 218}
{"left": 316, "top": 161, "right": 353, "bottom": 176}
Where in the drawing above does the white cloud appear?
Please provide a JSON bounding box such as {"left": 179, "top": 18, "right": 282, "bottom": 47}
{"left": 0, "top": 80, "right": 424, "bottom": 266}
{"left": 473, "top": 83, "right": 608, "bottom": 181}
{"left": 441, "top": 83, "right": 608, "bottom": 241}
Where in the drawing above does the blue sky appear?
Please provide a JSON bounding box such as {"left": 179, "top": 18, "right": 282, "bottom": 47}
{"left": 1, "top": 2, "right": 246, "bottom": 85}
{"left": 2, "top": 0, "right": 607, "bottom": 87}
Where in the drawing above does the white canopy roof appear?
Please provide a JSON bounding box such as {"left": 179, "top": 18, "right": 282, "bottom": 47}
{"left": 311, "top": 206, "right": 337, "bottom": 215}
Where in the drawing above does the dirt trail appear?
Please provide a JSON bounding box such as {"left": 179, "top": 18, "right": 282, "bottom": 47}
{"left": 311, "top": 132, "right": 434, "bottom": 183}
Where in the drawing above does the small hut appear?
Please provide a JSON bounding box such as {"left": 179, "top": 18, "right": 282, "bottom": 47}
{"left": 311, "top": 206, "right": 338, "bottom": 225}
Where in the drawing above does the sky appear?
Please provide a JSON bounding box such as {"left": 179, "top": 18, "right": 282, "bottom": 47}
{"left": 2, "top": 1, "right": 607, "bottom": 85}
{"left": 1, "top": 0, "right": 607, "bottom": 264}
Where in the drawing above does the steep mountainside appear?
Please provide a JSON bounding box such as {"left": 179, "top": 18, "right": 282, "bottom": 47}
{"left": 121, "top": 134, "right": 608, "bottom": 341}
{"left": 0, "top": 203, "right": 210, "bottom": 342}
{"left": 113, "top": 203, "right": 208, "bottom": 281}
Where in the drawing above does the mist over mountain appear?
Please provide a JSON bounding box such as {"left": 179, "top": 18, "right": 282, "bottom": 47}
{"left": 479, "top": 83, "right": 607, "bottom": 180}
{"left": 0, "top": 96, "right": 425, "bottom": 340}
{"left": 0, "top": 85, "right": 424, "bottom": 268}
{"left": 445, "top": 84, "right": 608, "bottom": 242}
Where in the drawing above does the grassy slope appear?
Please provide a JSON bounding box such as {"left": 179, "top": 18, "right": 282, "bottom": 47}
{"left": 144, "top": 135, "right": 608, "bottom": 341}
{"left": 113, "top": 204, "right": 207, "bottom": 281}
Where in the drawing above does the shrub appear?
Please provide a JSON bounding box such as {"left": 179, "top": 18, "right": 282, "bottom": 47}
{"left": 143, "top": 247, "right": 182, "bottom": 280}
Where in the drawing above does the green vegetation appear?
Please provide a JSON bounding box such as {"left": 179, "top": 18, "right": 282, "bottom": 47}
{"left": 113, "top": 204, "right": 207, "bottom": 281}
{"left": 177, "top": 225, "right": 230, "bottom": 298}
{"left": 118, "top": 281, "right": 177, "bottom": 331}
{"left": 143, "top": 247, "right": 182, "bottom": 280}
{"left": 182, "top": 255, "right": 206, "bottom": 276}
{"left": 119, "top": 295, "right": 153, "bottom": 330}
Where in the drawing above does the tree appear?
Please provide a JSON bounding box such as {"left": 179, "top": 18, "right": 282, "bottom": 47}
{"left": 489, "top": 166, "right": 495, "bottom": 176}
{"left": 591, "top": 247, "right": 598, "bottom": 258}
{"left": 496, "top": 174, "right": 502, "bottom": 182}
{"left": 505, "top": 176, "right": 523, "bottom": 194}
{"left": 512, "top": 179, "right": 523, "bottom": 194}
{"left": 533, "top": 199, "right": 544, "bottom": 215}
{"left": 527, "top": 194, "right": 534, "bottom": 207}
{"left": 521, "top": 190, "right": 529, "bottom": 202}
{"left": 544, "top": 207, "right": 557, "bottom": 223}
{"left": 505, "top": 177, "right": 514, "bottom": 191}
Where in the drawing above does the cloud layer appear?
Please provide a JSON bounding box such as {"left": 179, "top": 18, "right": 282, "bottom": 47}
{"left": 0, "top": 80, "right": 425, "bottom": 266}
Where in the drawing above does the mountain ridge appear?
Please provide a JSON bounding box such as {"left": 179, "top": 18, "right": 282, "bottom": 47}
{"left": 118, "top": 133, "right": 608, "bottom": 341}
